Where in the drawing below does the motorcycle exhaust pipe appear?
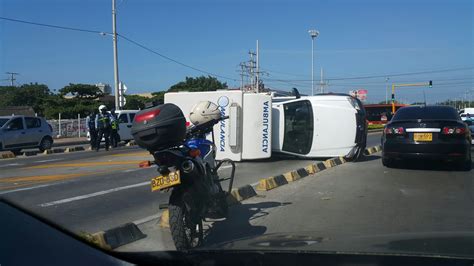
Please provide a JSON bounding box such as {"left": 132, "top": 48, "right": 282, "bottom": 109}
{"left": 181, "top": 160, "right": 195, "bottom": 174}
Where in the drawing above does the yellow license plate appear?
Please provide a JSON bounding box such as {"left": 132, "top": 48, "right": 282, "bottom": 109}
{"left": 413, "top": 133, "right": 432, "bottom": 142}
{"left": 151, "top": 170, "right": 181, "bottom": 191}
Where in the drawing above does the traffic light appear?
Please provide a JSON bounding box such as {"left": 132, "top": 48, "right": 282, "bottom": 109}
{"left": 429, "top": 80, "right": 432, "bottom": 88}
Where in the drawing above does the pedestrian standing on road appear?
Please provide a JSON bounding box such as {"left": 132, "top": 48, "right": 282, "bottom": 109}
{"left": 86, "top": 111, "right": 97, "bottom": 150}
{"left": 110, "top": 109, "right": 120, "bottom": 148}
{"left": 95, "top": 105, "right": 114, "bottom": 151}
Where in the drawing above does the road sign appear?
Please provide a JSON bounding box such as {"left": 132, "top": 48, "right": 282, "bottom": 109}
{"left": 349, "top": 89, "right": 368, "bottom": 101}
{"left": 118, "top": 82, "right": 127, "bottom": 108}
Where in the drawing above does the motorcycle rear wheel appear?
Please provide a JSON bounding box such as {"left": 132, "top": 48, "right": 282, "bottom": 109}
{"left": 169, "top": 195, "right": 203, "bottom": 250}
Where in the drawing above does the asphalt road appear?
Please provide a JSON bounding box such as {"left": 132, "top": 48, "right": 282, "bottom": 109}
{"left": 118, "top": 145, "right": 474, "bottom": 252}
{"left": 0, "top": 133, "right": 382, "bottom": 234}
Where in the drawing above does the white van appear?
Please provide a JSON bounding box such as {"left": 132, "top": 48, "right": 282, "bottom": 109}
{"left": 115, "top": 110, "right": 140, "bottom": 141}
{"left": 272, "top": 93, "right": 367, "bottom": 160}
{"left": 459, "top": 108, "right": 474, "bottom": 121}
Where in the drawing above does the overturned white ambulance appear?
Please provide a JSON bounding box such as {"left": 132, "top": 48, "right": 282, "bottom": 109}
{"left": 165, "top": 91, "right": 366, "bottom": 161}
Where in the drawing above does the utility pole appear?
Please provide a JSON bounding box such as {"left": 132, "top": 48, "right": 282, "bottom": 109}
{"left": 239, "top": 63, "right": 245, "bottom": 90}
{"left": 6, "top": 72, "right": 19, "bottom": 86}
{"left": 319, "top": 67, "right": 327, "bottom": 93}
{"left": 385, "top": 77, "right": 390, "bottom": 104}
{"left": 308, "top": 29, "right": 319, "bottom": 96}
{"left": 248, "top": 51, "right": 256, "bottom": 91}
{"left": 256, "top": 40, "right": 259, "bottom": 93}
{"left": 112, "top": 0, "right": 120, "bottom": 111}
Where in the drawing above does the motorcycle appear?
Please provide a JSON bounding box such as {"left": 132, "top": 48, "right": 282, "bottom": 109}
{"left": 139, "top": 113, "right": 235, "bottom": 250}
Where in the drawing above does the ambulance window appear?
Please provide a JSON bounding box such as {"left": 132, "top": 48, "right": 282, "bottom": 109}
{"left": 282, "top": 100, "right": 313, "bottom": 154}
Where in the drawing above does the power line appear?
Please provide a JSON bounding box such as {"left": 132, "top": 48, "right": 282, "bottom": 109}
{"left": 118, "top": 34, "right": 238, "bottom": 81}
{"left": 265, "top": 66, "right": 474, "bottom": 82}
{"left": 0, "top": 16, "right": 110, "bottom": 35}
{"left": 260, "top": 67, "right": 309, "bottom": 78}
{"left": 0, "top": 16, "right": 238, "bottom": 82}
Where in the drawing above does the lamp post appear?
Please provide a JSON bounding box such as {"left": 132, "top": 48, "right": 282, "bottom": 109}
{"left": 308, "top": 29, "right": 319, "bottom": 96}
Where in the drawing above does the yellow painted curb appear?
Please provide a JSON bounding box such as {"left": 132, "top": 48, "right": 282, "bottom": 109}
{"left": 305, "top": 164, "right": 316, "bottom": 175}
{"left": 91, "top": 231, "right": 112, "bottom": 250}
{"left": 0, "top": 151, "right": 15, "bottom": 159}
{"left": 126, "top": 141, "right": 137, "bottom": 147}
{"left": 338, "top": 156, "right": 347, "bottom": 163}
{"left": 230, "top": 185, "right": 257, "bottom": 201}
{"left": 159, "top": 209, "right": 170, "bottom": 228}
{"left": 283, "top": 171, "right": 298, "bottom": 182}
{"left": 257, "top": 175, "right": 288, "bottom": 191}
{"left": 323, "top": 159, "right": 336, "bottom": 168}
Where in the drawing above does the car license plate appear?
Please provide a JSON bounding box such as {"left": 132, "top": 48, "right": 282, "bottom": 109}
{"left": 151, "top": 170, "right": 181, "bottom": 191}
{"left": 414, "top": 133, "right": 432, "bottom": 142}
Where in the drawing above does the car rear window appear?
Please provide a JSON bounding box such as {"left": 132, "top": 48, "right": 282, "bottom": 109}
{"left": 393, "top": 106, "right": 460, "bottom": 121}
{"left": 25, "top": 117, "right": 42, "bottom": 128}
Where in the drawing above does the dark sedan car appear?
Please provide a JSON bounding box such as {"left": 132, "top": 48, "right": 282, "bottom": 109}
{"left": 382, "top": 106, "right": 472, "bottom": 171}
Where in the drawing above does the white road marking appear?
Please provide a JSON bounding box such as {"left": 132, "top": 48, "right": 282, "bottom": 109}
{"left": 123, "top": 168, "right": 142, "bottom": 173}
{"left": 217, "top": 165, "right": 233, "bottom": 171}
{"left": 0, "top": 182, "right": 68, "bottom": 195}
{"left": 39, "top": 181, "right": 149, "bottom": 207}
{"left": 133, "top": 213, "right": 162, "bottom": 225}
{"left": 35, "top": 158, "right": 62, "bottom": 163}
{"left": 0, "top": 163, "right": 23, "bottom": 168}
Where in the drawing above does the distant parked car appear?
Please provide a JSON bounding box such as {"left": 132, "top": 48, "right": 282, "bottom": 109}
{"left": 382, "top": 106, "right": 471, "bottom": 171}
{"left": 465, "top": 120, "right": 474, "bottom": 145}
{"left": 0, "top": 115, "right": 54, "bottom": 154}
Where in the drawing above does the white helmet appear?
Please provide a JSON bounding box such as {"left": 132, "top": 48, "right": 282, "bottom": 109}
{"left": 98, "top": 105, "right": 107, "bottom": 112}
{"left": 189, "top": 101, "right": 221, "bottom": 125}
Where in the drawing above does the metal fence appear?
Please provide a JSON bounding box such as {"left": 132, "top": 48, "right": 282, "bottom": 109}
{"left": 47, "top": 118, "right": 88, "bottom": 138}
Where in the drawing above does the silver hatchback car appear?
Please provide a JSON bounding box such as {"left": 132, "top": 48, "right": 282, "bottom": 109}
{"left": 0, "top": 116, "right": 54, "bottom": 154}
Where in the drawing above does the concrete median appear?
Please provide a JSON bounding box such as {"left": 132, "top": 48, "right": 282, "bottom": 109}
{"left": 0, "top": 151, "right": 16, "bottom": 159}
{"left": 22, "top": 151, "right": 39, "bottom": 157}
{"left": 43, "top": 148, "right": 66, "bottom": 155}
{"left": 364, "top": 145, "right": 382, "bottom": 155}
{"left": 89, "top": 223, "right": 146, "bottom": 250}
{"left": 65, "top": 146, "right": 86, "bottom": 153}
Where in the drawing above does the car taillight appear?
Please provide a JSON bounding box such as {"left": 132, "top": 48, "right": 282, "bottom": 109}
{"left": 384, "top": 127, "right": 405, "bottom": 135}
{"left": 442, "top": 127, "right": 466, "bottom": 135}
{"left": 135, "top": 109, "right": 160, "bottom": 123}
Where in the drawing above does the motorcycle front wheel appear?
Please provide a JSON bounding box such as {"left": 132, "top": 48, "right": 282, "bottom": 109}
{"left": 169, "top": 192, "right": 203, "bottom": 250}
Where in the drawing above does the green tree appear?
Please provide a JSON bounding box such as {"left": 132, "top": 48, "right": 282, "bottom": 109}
{"left": 168, "top": 76, "right": 227, "bottom": 92}
{"left": 124, "top": 95, "right": 148, "bottom": 110}
{"left": 59, "top": 83, "right": 103, "bottom": 99}
{"left": 0, "top": 83, "right": 51, "bottom": 115}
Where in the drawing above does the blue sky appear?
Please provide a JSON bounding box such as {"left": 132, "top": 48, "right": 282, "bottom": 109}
{"left": 0, "top": 0, "right": 473, "bottom": 103}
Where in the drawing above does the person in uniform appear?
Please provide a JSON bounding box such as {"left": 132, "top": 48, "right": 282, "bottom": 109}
{"left": 95, "top": 105, "right": 115, "bottom": 151}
